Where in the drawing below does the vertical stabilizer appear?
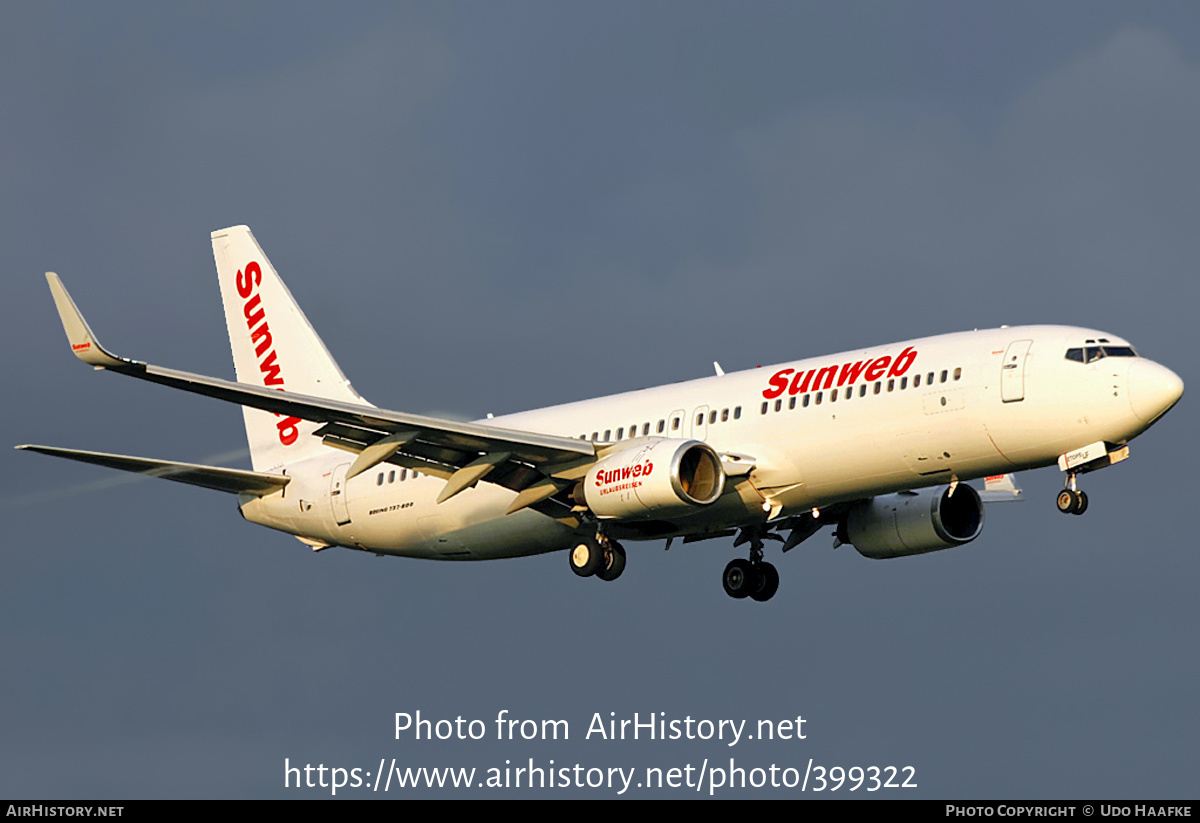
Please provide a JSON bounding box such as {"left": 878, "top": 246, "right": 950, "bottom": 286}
{"left": 211, "top": 225, "right": 372, "bottom": 471}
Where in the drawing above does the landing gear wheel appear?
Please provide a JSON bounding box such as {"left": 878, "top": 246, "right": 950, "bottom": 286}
{"left": 596, "top": 541, "right": 627, "bottom": 581}
{"left": 1056, "top": 489, "right": 1080, "bottom": 515}
{"left": 569, "top": 536, "right": 605, "bottom": 577}
{"left": 1073, "top": 490, "right": 1088, "bottom": 516}
{"left": 749, "top": 562, "right": 779, "bottom": 602}
{"left": 722, "top": 558, "right": 754, "bottom": 599}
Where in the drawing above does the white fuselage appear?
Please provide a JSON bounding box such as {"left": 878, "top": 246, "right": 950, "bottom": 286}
{"left": 238, "top": 325, "right": 1180, "bottom": 560}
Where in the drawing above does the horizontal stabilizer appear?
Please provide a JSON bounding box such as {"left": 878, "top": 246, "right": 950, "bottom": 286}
{"left": 16, "top": 445, "right": 290, "bottom": 495}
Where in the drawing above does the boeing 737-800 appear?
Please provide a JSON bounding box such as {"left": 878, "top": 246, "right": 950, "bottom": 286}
{"left": 19, "top": 226, "right": 1184, "bottom": 602}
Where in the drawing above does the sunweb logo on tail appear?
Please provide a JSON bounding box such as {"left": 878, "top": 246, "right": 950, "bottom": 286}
{"left": 236, "top": 261, "right": 303, "bottom": 446}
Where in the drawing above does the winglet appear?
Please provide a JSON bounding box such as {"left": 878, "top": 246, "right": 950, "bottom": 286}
{"left": 45, "top": 272, "right": 132, "bottom": 368}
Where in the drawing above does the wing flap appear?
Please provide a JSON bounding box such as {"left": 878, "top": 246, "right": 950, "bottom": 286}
{"left": 127, "top": 362, "right": 591, "bottom": 464}
{"left": 977, "top": 473, "right": 1024, "bottom": 503}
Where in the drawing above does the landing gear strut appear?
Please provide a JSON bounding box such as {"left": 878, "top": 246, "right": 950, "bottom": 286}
{"left": 1056, "top": 472, "right": 1089, "bottom": 515}
{"left": 569, "top": 533, "right": 626, "bottom": 581}
{"left": 723, "top": 527, "right": 780, "bottom": 602}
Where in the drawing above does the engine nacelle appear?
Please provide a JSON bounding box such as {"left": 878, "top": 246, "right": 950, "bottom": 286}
{"left": 581, "top": 439, "right": 725, "bottom": 520}
{"left": 844, "top": 485, "right": 984, "bottom": 559}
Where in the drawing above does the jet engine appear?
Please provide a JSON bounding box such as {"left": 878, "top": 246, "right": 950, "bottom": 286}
{"left": 842, "top": 485, "right": 984, "bottom": 559}
{"left": 580, "top": 439, "right": 724, "bottom": 520}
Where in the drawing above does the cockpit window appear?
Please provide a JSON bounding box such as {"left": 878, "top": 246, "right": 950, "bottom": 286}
{"left": 1065, "top": 345, "right": 1137, "bottom": 363}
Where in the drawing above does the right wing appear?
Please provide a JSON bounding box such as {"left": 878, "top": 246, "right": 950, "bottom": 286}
{"left": 43, "top": 273, "right": 597, "bottom": 513}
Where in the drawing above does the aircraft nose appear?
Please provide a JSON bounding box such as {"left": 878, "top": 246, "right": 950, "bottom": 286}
{"left": 1128, "top": 360, "right": 1184, "bottom": 424}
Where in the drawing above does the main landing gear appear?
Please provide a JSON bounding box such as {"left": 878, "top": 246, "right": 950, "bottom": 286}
{"left": 723, "top": 526, "right": 780, "bottom": 602}
{"left": 723, "top": 558, "right": 778, "bottom": 602}
{"left": 568, "top": 534, "right": 626, "bottom": 582}
{"left": 1056, "top": 472, "right": 1089, "bottom": 516}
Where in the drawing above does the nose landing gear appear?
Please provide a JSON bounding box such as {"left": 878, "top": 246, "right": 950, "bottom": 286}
{"left": 1056, "top": 472, "right": 1089, "bottom": 515}
{"left": 1055, "top": 442, "right": 1133, "bottom": 516}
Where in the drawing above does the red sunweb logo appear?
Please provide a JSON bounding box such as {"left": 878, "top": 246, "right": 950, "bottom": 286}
{"left": 237, "top": 261, "right": 302, "bottom": 446}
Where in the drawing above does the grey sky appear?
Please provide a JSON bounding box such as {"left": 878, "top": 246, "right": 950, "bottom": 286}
{"left": 3, "top": 2, "right": 1197, "bottom": 797}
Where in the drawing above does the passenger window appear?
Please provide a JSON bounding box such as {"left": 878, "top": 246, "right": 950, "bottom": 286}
{"left": 901, "top": 377, "right": 908, "bottom": 390}
{"left": 696, "top": 413, "right": 704, "bottom": 426}
{"left": 914, "top": 374, "right": 921, "bottom": 387}
{"left": 803, "top": 394, "right": 810, "bottom": 407}
{"left": 815, "top": 392, "right": 823, "bottom": 405}
{"left": 788, "top": 397, "right": 796, "bottom": 410}
{"left": 672, "top": 417, "right": 681, "bottom": 431}
{"left": 888, "top": 379, "right": 895, "bottom": 392}
{"left": 859, "top": 384, "right": 866, "bottom": 397}
{"left": 709, "top": 410, "right": 717, "bottom": 424}
{"left": 591, "top": 432, "right": 598, "bottom": 441}
{"left": 953, "top": 368, "right": 961, "bottom": 380}
{"left": 928, "top": 371, "right": 934, "bottom": 385}
{"left": 774, "top": 399, "right": 782, "bottom": 412}
{"left": 657, "top": 420, "right": 665, "bottom": 434}
{"left": 643, "top": 423, "right": 650, "bottom": 436}
{"left": 734, "top": 406, "right": 741, "bottom": 419}
{"left": 761, "top": 402, "right": 768, "bottom": 415}
{"left": 830, "top": 389, "right": 837, "bottom": 403}
{"left": 616, "top": 428, "right": 624, "bottom": 440}
{"left": 401, "top": 469, "right": 408, "bottom": 481}
{"left": 377, "top": 473, "right": 384, "bottom": 486}
{"left": 940, "top": 370, "right": 948, "bottom": 383}
{"left": 874, "top": 381, "right": 881, "bottom": 395}
{"left": 389, "top": 470, "right": 395, "bottom": 483}
{"left": 722, "top": 408, "right": 729, "bottom": 422}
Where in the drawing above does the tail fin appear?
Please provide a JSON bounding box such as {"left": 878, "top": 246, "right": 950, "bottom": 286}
{"left": 211, "top": 225, "right": 371, "bottom": 471}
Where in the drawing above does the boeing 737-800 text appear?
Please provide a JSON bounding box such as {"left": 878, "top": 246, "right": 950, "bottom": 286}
{"left": 19, "top": 226, "right": 1184, "bottom": 601}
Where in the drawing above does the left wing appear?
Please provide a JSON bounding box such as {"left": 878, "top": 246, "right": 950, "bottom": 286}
{"left": 44, "top": 272, "right": 596, "bottom": 512}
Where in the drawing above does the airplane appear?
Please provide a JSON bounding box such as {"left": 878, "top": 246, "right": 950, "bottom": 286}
{"left": 18, "top": 226, "right": 1184, "bottom": 602}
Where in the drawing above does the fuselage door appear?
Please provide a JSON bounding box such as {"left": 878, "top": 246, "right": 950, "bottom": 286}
{"left": 330, "top": 462, "right": 352, "bottom": 525}
{"left": 1001, "top": 339, "right": 1033, "bottom": 403}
